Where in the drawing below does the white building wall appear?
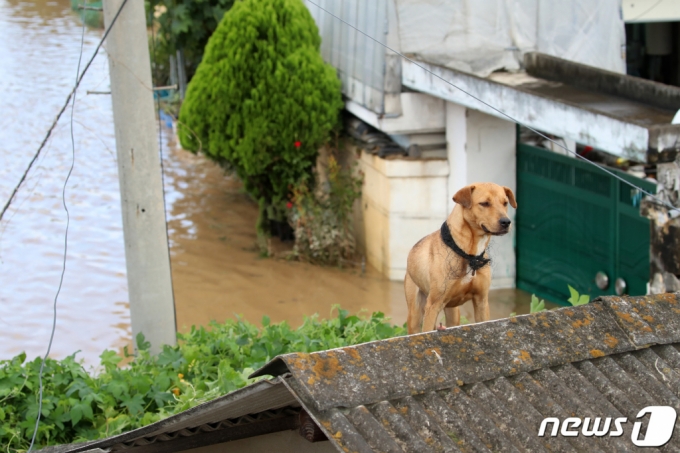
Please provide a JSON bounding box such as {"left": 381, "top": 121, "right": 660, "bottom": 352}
{"left": 359, "top": 153, "right": 449, "bottom": 280}
{"left": 446, "top": 103, "right": 517, "bottom": 288}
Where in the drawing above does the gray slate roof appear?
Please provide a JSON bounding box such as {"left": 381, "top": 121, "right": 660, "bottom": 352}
{"left": 39, "top": 293, "right": 680, "bottom": 453}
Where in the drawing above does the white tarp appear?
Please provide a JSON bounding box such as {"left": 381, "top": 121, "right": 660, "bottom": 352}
{"left": 395, "top": 0, "right": 626, "bottom": 77}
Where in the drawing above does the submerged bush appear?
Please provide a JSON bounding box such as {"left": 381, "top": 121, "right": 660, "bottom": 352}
{"left": 0, "top": 309, "right": 404, "bottom": 452}
{"left": 290, "top": 147, "right": 363, "bottom": 265}
{"left": 178, "top": 0, "right": 343, "bottom": 238}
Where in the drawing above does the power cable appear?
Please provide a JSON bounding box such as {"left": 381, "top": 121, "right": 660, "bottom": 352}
{"left": 0, "top": 0, "right": 131, "bottom": 224}
{"left": 27, "top": 10, "right": 85, "bottom": 453}
{"left": 148, "top": 0, "right": 178, "bottom": 327}
{"left": 628, "top": 0, "right": 664, "bottom": 22}
{"left": 305, "top": 0, "right": 679, "bottom": 214}
{"left": 25, "top": 0, "right": 130, "bottom": 450}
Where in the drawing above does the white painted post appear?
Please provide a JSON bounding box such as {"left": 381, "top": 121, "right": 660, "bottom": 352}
{"left": 446, "top": 102, "right": 468, "bottom": 213}
{"left": 103, "top": 0, "right": 176, "bottom": 352}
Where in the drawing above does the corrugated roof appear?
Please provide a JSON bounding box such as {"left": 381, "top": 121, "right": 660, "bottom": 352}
{"left": 36, "top": 379, "right": 303, "bottom": 453}
{"left": 40, "top": 293, "right": 680, "bottom": 452}
{"left": 251, "top": 293, "right": 680, "bottom": 452}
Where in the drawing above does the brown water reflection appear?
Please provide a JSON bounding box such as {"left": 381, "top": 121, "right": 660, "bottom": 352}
{"left": 1, "top": 0, "right": 537, "bottom": 367}
{"left": 0, "top": 0, "right": 129, "bottom": 366}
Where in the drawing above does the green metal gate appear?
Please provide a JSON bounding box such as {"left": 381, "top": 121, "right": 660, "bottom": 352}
{"left": 516, "top": 144, "right": 655, "bottom": 305}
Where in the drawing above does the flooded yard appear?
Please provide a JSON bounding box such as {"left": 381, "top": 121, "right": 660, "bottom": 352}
{"left": 163, "top": 132, "right": 535, "bottom": 334}
{"left": 0, "top": 0, "right": 536, "bottom": 366}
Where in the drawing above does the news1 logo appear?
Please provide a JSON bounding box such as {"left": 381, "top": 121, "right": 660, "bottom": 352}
{"left": 538, "top": 406, "right": 677, "bottom": 447}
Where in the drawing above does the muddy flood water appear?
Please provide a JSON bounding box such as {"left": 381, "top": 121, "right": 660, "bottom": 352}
{"left": 0, "top": 0, "right": 535, "bottom": 366}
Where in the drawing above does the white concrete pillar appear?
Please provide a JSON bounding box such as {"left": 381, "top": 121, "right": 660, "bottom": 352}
{"left": 446, "top": 103, "right": 467, "bottom": 213}
{"left": 445, "top": 102, "right": 517, "bottom": 288}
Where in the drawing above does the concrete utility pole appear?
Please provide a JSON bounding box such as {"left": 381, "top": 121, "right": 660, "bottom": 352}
{"left": 103, "top": 0, "right": 177, "bottom": 352}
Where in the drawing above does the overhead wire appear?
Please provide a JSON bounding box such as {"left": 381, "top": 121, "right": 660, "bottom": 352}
{"left": 305, "top": 0, "right": 679, "bottom": 214}
{"left": 24, "top": 0, "right": 131, "bottom": 450}
{"left": 0, "top": 0, "right": 131, "bottom": 224}
{"left": 148, "top": 0, "right": 178, "bottom": 322}
{"left": 627, "top": 0, "right": 665, "bottom": 22}
{"left": 26, "top": 8, "right": 85, "bottom": 453}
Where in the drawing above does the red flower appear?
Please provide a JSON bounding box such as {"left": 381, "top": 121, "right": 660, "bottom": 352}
{"left": 294, "top": 141, "right": 301, "bottom": 148}
{"left": 286, "top": 201, "right": 293, "bottom": 209}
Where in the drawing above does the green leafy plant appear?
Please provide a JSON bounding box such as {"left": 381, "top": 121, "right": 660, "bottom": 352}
{"left": 1, "top": 308, "right": 404, "bottom": 452}
{"left": 567, "top": 285, "right": 590, "bottom": 306}
{"left": 289, "top": 149, "right": 363, "bottom": 265}
{"left": 146, "top": 0, "right": 235, "bottom": 85}
{"left": 530, "top": 294, "right": 546, "bottom": 313}
{"left": 178, "top": 0, "right": 343, "bottom": 242}
{"left": 516, "top": 284, "right": 590, "bottom": 316}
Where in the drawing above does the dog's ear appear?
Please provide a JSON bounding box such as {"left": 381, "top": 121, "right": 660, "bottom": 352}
{"left": 453, "top": 185, "right": 475, "bottom": 208}
{"left": 503, "top": 186, "right": 517, "bottom": 208}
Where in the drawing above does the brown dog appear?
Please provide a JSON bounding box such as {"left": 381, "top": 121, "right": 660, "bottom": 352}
{"left": 404, "top": 182, "right": 517, "bottom": 334}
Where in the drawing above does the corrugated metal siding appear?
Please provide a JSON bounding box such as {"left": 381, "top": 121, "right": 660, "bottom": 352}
{"left": 305, "top": 0, "right": 388, "bottom": 114}
{"left": 316, "top": 346, "right": 680, "bottom": 452}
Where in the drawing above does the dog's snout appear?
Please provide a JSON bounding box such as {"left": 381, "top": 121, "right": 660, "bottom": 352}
{"left": 499, "top": 217, "right": 511, "bottom": 228}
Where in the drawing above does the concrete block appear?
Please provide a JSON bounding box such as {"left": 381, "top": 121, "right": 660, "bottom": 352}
{"left": 388, "top": 176, "right": 449, "bottom": 216}
{"left": 346, "top": 92, "right": 446, "bottom": 135}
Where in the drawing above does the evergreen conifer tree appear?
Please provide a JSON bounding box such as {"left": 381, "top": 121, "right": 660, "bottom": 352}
{"left": 178, "top": 0, "right": 342, "bottom": 237}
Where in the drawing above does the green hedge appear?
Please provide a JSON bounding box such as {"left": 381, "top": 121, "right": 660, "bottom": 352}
{"left": 0, "top": 309, "right": 405, "bottom": 452}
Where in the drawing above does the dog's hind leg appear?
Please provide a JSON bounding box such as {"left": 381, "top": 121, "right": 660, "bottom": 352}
{"left": 405, "top": 273, "right": 426, "bottom": 334}
{"left": 444, "top": 306, "right": 460, "bottom": 327}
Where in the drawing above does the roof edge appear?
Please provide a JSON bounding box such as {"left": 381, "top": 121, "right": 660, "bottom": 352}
{"left": 249, "top": 356, "right": 291, "bottom": 379}
{"left": 524, "top": 51, "right": 680, "bottom": 112}
{"left": 36, "top": 377, "right": 296, "bottom": 453}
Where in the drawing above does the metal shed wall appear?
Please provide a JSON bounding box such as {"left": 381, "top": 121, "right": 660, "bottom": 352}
{"left": 304, "top": 0, "right": 401, "bottom": 116}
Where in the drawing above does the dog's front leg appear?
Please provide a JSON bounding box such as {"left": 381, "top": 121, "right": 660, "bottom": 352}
{"left": 422, "top": 293, "right": 446, "bottom": 332}
{"left": 471, "top": 293, "right": 490, "bottom": 323}
{"left": 444, "top": 306, "right": 460, "bottom": 327}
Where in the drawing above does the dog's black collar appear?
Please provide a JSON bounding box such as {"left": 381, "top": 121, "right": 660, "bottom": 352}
{"left": 440, "top": 221, "right": 490, "bottom": 275}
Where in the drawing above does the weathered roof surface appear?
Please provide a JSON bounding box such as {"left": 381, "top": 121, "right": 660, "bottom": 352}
{"left": 251, "top": 293, "right": 680, "bottom": 452}
{"left": 40, "top": 293, "right": 680, "bottom": 453}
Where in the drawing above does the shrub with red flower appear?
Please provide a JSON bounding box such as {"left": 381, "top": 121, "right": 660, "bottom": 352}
{"left": 177, "top": 0, "right": 343, "bottom": 247}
